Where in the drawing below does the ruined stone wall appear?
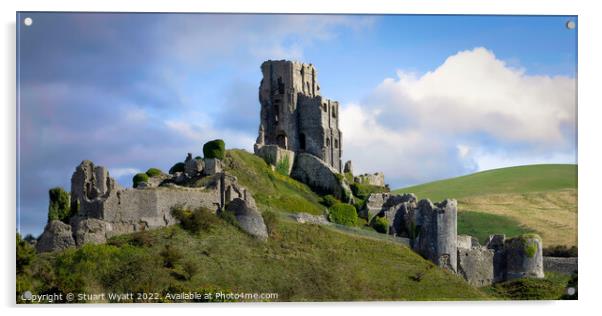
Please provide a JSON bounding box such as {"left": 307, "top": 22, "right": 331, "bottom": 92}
{"left": 414, "top": 199, "right": 458, "bottom": 272}
{"left": 355, "top": 172, "right": 385, "bottom": 187}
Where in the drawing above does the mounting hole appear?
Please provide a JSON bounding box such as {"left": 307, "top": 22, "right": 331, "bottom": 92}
{"left": 23, "top": 17, "right": 33, "bottom": 26}
{"left": 566, "top": 20, "right": 575, "bottom": 30}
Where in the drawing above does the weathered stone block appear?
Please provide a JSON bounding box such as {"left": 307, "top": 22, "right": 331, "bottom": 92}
{"left": 457, "top": 247, "right": 495, "bottom": 287}
{"left": 255, "top": 144, "right": 295, "bottom": 175}
{"left": 36, "top": 220, "right": 76, "bottom": 253}
{"left": 71, "top": 217, "right": 108, "bottom": 246}
{"left": 225, "top": 198, "right": 268, "bottom": 241}
{"left": 290, "top": 153, "right": 352, "bottom": 202}
{"left": 203, "top": 158, "right": 222, "bottom": 176}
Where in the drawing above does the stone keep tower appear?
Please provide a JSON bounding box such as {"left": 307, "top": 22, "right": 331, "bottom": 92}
{"left": 255, "top": 60, "right": 342, "bottom": 172}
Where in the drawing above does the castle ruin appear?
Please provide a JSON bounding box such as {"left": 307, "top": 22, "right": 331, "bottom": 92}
{"left": 255, "top": 60, "right": 343, "bottom": 172}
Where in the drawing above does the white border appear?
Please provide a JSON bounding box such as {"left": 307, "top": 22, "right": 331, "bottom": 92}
{"left": 2, "top": 1, "right": 600, "bottom": 315}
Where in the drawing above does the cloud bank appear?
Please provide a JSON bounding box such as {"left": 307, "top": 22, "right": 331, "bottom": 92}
{"left": 340, "top": 47, "right": 576, "bottom": 187}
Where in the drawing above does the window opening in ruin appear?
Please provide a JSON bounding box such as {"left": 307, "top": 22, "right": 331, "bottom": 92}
{"left": 332, "top": 106, "right": 336, "bottom": 118}
{"left": 334, "top": 139, "right": 338, "bottom": 149}
{"left": 277, "top": 133, "right": 288, "bottom": 149}
{"left": 322, "top": 103, "right": 327, "bottom": 112}
{"left": 326, "top": 137, "right": 330, "bottom": 147}
{"left": 277, "top": 77, "right": 284, "bottom": 94}
{"left": 274, "top": 104, "right": 279, "bottom": 122}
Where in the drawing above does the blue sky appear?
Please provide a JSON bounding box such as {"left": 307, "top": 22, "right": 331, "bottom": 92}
{"left": 17, "top": 13, "right": 577, "bottom": 236}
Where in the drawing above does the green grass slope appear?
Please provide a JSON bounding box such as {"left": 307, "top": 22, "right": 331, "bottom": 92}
{"left": 394, "top": 164, "right": 577, "bottom": 246}
{"left": 223, "top": 149, "right": 325, "bottom": 215}
{"left": 394, "top": 164, "right": 577, "bottom": 201}
{"left": 17, "top": 218, "right": 488, "bottom": 302}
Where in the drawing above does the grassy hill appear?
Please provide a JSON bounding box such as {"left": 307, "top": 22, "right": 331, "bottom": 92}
{"left": 395, "top": 164, "right": 577, "bottom": 201}
{"left": 395, "top": 164, "right": 578, "bottom": 246}
{"left": 17, "top": 149, "right": 493, "bottom": 302}
{"left": 18, "top": 218, "right": 489, "bottom": 302}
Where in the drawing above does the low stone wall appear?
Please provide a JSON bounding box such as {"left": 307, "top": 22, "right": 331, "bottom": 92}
{"left": 354, "top": 172, "right": 385, "bottom": 187}
{"left": 543, "top": 257, "right": 578, "bottom": 275}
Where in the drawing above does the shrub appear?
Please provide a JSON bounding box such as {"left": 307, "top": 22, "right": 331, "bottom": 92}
{"left": 543, "top": 245, "right": 578, "bottom": 257}
{"left": 128, "top": 231, "right": 154, "bottom": 247}
{"left": 48, "top": 187, "right": 73, "bottom": 223}
{"left": 171, "top": 205, "right": 220, "bottom": 234}
{"left": 262, "top": 210, "right": 278, "bottom": 235}
{"left": 132, "top": 173, "right": 149, "bottom": 188}
{"left": 16, "top": 233, "right": 35, "bottom": 274}
{"left": 371, "top": 216, "right": 389, "bottom": 234}
{"left": 194, "top": 156, "right": 202, "bottom": 160}
{"left": 160, "top": 244, "right": 182, "bottom": 268}
{"left": 145, "top": 168, "right": 162, "bottom": 177}
{"left": 182, "top": 260, "right": 199, "bottom": 281}
{"left": 350, "top": 182, "right": 389, "bottom": 200}
{"left": 168, "top": 162, "right": 186, "bottom": 174}
{"left": 275, "top": 155, "right": 290, "bottom": 176}
{"left": 320, "top": 195, "right": 339, "bottom": 208}
{"left": 219, "top": 209, "right": 239, "bottom": 228}
{"left": 203, "top": 139, "right": 226, "bottom": 160}
{"left": 328, "top": 203, "right": 358, "bottom": 226}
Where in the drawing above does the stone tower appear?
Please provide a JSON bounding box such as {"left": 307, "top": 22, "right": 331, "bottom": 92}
{"left": 255, "top": 60, "right": 342, "bottom": 172}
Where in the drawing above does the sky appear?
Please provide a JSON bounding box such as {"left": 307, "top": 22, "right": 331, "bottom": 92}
{"left": 17, "top": 13, "right": 577, "bottom": 236}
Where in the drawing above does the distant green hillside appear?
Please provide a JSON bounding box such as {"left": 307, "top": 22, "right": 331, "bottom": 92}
{"left": 395, "top": 164, "right": 578, "bottom": 247}
{"left": 394, "top": 164, "right": 577, "bottom": 201}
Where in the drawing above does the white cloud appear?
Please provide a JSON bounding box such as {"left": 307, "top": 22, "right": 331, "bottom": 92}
{"left": 341, "top": 47, "right": 576, "bottom": 188}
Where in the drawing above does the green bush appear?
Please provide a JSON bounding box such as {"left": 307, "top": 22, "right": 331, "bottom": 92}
{"left": 320, "top": 195, "right": 339, "bottom": 208}
{"left": 16, "top": 233, "right": 35, "bottom": 274}
{"left": 350, "top": 182, "right": 389, "bottom": 200}
{"left": 171, "top": 205, "right": 220, "bottom": 234}
{"left": 275, "top": 155, "right": 290, "bottom": 176}
{"left": 262, "top": 210, "right": 278, "bottom": 236}
{"left": 169, "top": 162, "right": 186, "bottom": 174}
{"left": 194, "top": 156, "right": 202, "bottom": 160}
{"left": 48, "top": 187, "right": 73, "bottom": 223}
{"left": 132, "top": 173, "right": 149, "bottom": 188}
{"left": 203, "top": 139, "right": 226, "bottom": 160}
{"left": 328, "top": 203, "right": 358, "bottom": 226}
{"left": 219, "top": 209, "right": 239, "bottom": 228}
{"left": 371, "top": 216, "right": 389, "bottom": 234}
{"left": 160, "top": 244, "right": 182, "bottom": 268}
{"left": 145, "top": 168, "right": 162, "bottom": 177}
{"left": 543, "top": 245, "right": 578, "bottom": 257}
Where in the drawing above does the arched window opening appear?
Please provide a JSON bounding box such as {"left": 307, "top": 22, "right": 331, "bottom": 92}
{"left": 334, "top": 139, "right": 339, "bottom": 149}
{"left": 277, "top": 133, "right": 288, "bottom": 149}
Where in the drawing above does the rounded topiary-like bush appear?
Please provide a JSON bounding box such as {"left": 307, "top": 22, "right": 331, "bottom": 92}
{"left": 371, "top": 216, "right": 389, "bottom": 234}
{"left": 169, "top": 162, "right": 186, "bottom": 174}
{"left": 146, "top": 168, "right": 162, "bottom": 177}
{"left": 328, "top": 203, "right": 358, "bottom": 226}
{"left": 203, "top": 139, "right": 226, "bottom": 160}
{"left": 133, "top": 173, "right": 149, "bottom": 188}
